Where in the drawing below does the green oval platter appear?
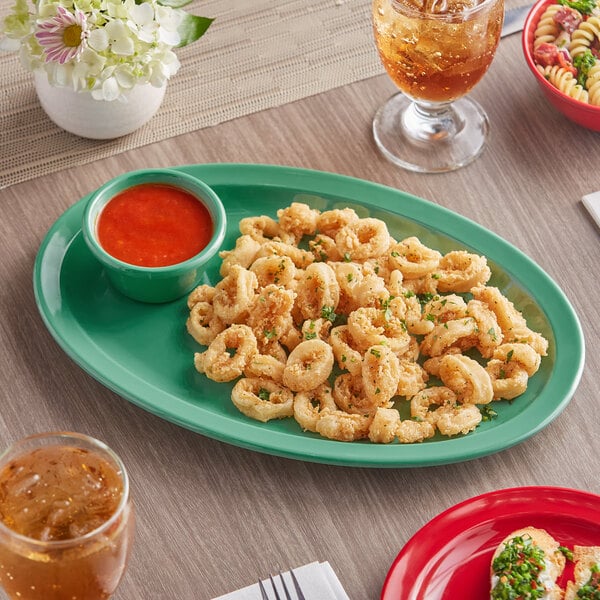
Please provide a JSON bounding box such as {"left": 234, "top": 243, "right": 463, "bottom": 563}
{"left": 32, "top": 164, "right": 585, "bottom": 467}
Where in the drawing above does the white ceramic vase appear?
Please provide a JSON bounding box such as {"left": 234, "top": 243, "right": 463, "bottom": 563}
{"left": 33, "top": 70, "right": 166, "bottom": 140}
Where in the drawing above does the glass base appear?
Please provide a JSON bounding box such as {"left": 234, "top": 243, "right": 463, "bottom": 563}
{"left": 372, "top": 92, "right": 490, "bottom": 173}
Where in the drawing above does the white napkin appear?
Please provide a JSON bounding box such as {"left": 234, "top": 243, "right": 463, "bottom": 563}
{"left": 212, "top": 561, "right": 350, "bottom": 600}
{"left": 582, "top": 191, "right": 600, "bottom": 229}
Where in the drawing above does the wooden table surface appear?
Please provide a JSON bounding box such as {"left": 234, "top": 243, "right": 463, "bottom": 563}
{"left": 1, "top": 12, "right": 599, "bottom": 599}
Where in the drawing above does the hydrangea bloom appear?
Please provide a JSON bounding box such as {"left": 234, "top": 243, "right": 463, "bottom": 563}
{"left": 0, "top": 0, "right": 213, "bottom": 101}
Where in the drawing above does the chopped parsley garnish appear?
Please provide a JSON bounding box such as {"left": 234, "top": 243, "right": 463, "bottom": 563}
{"left": 321, "top": 305, "right": 337, "bottom": 323}
{"left": 258, "top": 388, "right": 271, "bottom": 402}
{"left": 574, "top": 50, "right": 596, "bottom": 86}
{"left": 480, "top": 405, "right": 498, "bottom": 421}
{"left": 558, "top": 546, "right": 573, "bottom": 561}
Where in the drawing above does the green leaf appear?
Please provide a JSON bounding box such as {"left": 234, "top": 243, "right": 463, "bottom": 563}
{"left": 157, "top": 0, "right": 194, "bottom": 7}
{"left": 557, "top": 0, "right": 596, "bottom": 13}
{"left": 177, "top": 14, "right": 214, "bottom": 48}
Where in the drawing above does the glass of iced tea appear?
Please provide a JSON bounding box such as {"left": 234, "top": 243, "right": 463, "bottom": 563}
{"left": 0, "top": 432, "right": 134, "bottom": 600}
{"left": 372, "top": 0, "right": 504, "bottom": 172}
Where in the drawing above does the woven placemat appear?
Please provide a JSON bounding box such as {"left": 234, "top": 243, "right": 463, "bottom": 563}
{"left": 0, "top": 0, "right": 383, "bottom": 189}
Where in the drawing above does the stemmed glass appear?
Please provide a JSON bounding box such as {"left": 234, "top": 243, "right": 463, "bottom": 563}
{"left": 372, "top": 0, "right": 504, "bottom": 173}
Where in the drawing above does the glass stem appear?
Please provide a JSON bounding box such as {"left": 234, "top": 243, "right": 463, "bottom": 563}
{"left": 401, "top": 100, "right": 465, "bottom": 143}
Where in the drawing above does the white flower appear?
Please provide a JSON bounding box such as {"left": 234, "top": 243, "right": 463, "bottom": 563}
{"left": 128, "top": 2, "right": 158, "bottom": 44}
{"left": 155, "top": 5, "right": 183, "bottom": 46}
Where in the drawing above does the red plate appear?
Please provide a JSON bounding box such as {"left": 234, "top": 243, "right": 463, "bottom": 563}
{"left": 381, "top": 486, "right": 600, "bottom": 599}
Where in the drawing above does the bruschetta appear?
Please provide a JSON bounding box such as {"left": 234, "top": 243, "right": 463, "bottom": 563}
{"left": 564, "top": 546, "right": 600, "bottom": 600}
{"left": 490, "top": 527, "right": 566, "bottom": 599}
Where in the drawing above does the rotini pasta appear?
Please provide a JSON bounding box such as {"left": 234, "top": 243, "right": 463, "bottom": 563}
{"left": 538, "top": 64, "right": 590, "bottom": 101}
{"left": 532, "top": 0, "right": 600, "bottom": 106}
{"left": 534, "top": 4, "right": 562, "bottom": 49}
{"left": 568, "top": 15, "right": 600, "bottom": 56}
{"left": 186, "top": 202, "right": 548, "bottom": 445}
{"left": 585, "top": 61, "right": 600, "bottom": 104}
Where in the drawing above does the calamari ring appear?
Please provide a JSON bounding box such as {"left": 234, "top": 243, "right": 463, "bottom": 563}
{"left": 315, "top": 408, "right": 372, "bottom": 442}
{"left": 219, "top": 234, "right": 261, "bottom": 277}
{"left": 255, "top": 241, "right": 314, "bottom": 269}
{"left": 423, "top": 294, "right": 468, "bottom": 324}
{"left": 247, "top": 284, "right": 296, "bottom": 345}
{"left": 309, "top": 234, "right": 343, "bottom": 263}
{"left": 396, "top": 359, "right": 428, "bottom": 398}
{"left": 466, "top": 299, "right": 503, "bottom": 358}
{"left": 279, "top": 324, "right": 303, "bottom": 352}
{"left": 419, "top": 317, "right": 478, "bottom": 357}
{"left": 388, "top": 236, "right": 442, "bottom": 279}
{"left": 301, "top": 318, "right": 332, "bottom": 342}
{"left": 187, "top": 284, "right": 216, "bottom": 310}
{"left": 244, "top": 352, "right": 286, "bottom": 384}
{"left": 293, "top": 384, "right": 337, "bottom": 432}
{"left": 422, "top": 348, "right": 462, "bottom": 377}
{"left": 401, "top": 275, "right": 439, "bottom": 296}
{"left": 353, "top": 274, "right": 389, "bottom": 310}
{"left": 386, "top": 269, "right": 405, "bottom": 297}
{"left": 194, "top": 324, "right": 258, "bottom": 382}
{"left": 186, "top": 301, "right": 226, "bottom": 347}
{"left": 249, "top": 255, "right": 296, "bottom": 289}
{"left": 438, "top": 354, "right": 493, "bottom": 405}
{"left": 485, "top": 360, "right": 529, "bottom": 400}
{"left": 471, "top": 286, "right": 548, "bottom": 356}
{"left": 257, "top": 339, "right": 289, "bottom": 363}
{"left": 335, "top": 218, "right": 390, "bottom": 261}
{"left": 398, "top": 336, "right": 420, "bottom": 362}
{"left": 396, "top": 419, "right": 436, "bottom": 444}
{"left": 361, "top": 345, "right": 401, "bottom": 405}
{"left": 277, "top": 202, "right": 319, "bottom": 241}
{"left": 212, "top": 265, "right": 258, "bottom": 324}
{"left": 332, "top": 372, "right": 388, "bottom": 415}
{"left": 316, "top": 207, "right": 359, "bottom": 238}
{"left": 368, "top": 407, "right": 401, "bottom": 444}
{"left": 401, "top": 294, "right": 435, "bottom": 336}
{"left": 282, "top": 339, "right": 334, "bottom": 392}
{"left": 492, "top": 343, "right": 541, "bottom": 377}
{"left": 331, "top": 262, "right": 365, "bottom": 314}
{"left": 436, "top": 251, "right": 491, "bottom": 293}
{"left": 329, "top": 325, "right": 362, "bottom": 377}
{"left": 410, "top": 386, "right": 458, "bottom": 422}
{"left": 347, "top": 306, "right": 411, "bottom": 355}
{"left": 434, "top": 403, "right": 482, "bottom": 436}
{"left": 239, "top": 215, "right": 295, "bottom": 244}
{"left": 231, "top": 377, "right": 294, "bottom": 422}
{"left": 296, "top": 262, "right": 340, "bottom": 321}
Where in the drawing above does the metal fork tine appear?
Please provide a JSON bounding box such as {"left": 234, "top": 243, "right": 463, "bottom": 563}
{"left": 259, "top": 569, "right": 306, "bottom": 600}
{"left": 277, "top": 571, "right": 293, "bottom": 600}
{"left": 268, "top": 574, "right": 283, "bottom": 600}
{"left": 289, "top": 569, "right": 307, "bottom": 600}
{"left": 258, "top": 579, "right": 270, "bottom": 600}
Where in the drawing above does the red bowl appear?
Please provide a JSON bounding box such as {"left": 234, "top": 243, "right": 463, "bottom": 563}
{"left": 522, "top": 0, "right": 600, "bottom": 131}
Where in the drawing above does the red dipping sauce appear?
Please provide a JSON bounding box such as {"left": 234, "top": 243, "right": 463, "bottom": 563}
{"left": 97, "top": 183, "right": 213, "bottom": 267}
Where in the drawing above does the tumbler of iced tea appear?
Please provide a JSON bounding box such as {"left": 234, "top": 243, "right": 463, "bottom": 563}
{"left": 372, "top": 0, "right": 504, "bottom": 172}
{"left": 0, "top": 432, "right": 134, "bottom": 600}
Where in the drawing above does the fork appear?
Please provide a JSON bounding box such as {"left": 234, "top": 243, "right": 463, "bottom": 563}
{"left": 258, "top": 569, "right": 306, "bottom": 600}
